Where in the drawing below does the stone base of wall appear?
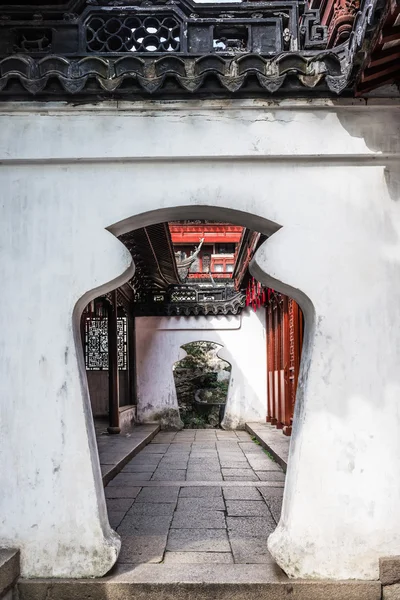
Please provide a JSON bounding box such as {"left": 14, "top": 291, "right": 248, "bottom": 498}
{"left": 381, "top": 557, "right": 400, "bottom": 598}
{"left": 119, "top": 405, "right": 137, "bottom": 434}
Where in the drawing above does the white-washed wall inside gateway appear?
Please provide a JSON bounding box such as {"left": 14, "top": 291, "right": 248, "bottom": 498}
{"left": 135, "top": 309, "right": 267, "bottom": 429}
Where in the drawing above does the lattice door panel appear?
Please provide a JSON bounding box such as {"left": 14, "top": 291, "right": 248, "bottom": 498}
{"left": 85, "top": 317, "right": 127, "bottom": 370}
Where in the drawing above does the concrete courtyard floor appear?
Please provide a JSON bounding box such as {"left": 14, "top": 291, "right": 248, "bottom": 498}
{"left": 105, "top": 428, "right": 286, "bottom": 567}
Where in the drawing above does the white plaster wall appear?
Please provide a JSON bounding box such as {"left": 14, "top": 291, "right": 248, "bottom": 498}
{"left": 135, "top": 309, "right": 267, "bottom": 429}
{"left": 0, "top": 99, "right": 400, "bottom": 579}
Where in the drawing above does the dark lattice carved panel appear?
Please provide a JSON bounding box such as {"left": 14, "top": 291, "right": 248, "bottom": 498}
{"left": 117, "top": 317, "right": 127, "bottom": 370}
{"left": 171, "top": 290, "right": 196, "bottom": 302}
{"left": 85, "top": 317, "right": 127, "bottom": 371}
{"left": 86, "top": 14, "right": 181, "bottom": 53}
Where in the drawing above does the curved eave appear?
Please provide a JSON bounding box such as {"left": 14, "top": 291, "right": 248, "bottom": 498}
{"left": 0, "top": 50, "right": 350, "bottom": 98}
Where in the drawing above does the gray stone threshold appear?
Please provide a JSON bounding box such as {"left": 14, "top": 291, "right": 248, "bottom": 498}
{"left": 17, "top": 564, "right": 381, "bottom": 600}
{"left": 108, "top": 480, "right": 285, "bottom": 487}
{"left": 245, "top": 423, "right": 290, "bottom": 473}
{"left": 97, "top": 424, "right": 160, "bottom": 486}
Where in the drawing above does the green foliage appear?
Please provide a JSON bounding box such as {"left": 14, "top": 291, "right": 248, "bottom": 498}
{"left": 184, "top": 341, "right": 216, "bottom": 359}
{"left": 182, "top": 413, "right": 208, "bottom": 429}
{"left": 251, "top": 436, "right": 277, "bottom": 462}
{"left": 174, "top": 340, "right": 231, "bottom": 429}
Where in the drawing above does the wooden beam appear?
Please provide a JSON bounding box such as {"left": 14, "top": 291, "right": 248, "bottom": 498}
{"left": 360, "top": 61, "right": 400, "bottom": 84}
{"left": 366, "top": 49, "right": 400, "bottom": 68}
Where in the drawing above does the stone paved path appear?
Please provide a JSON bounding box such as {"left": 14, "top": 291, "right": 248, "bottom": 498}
{"left": 105, "top": 429, "right": 285, "bottom": 566}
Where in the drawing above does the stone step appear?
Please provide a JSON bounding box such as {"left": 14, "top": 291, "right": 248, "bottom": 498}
{"left": 17, "top": 564, "right": 381, "bottom": 600}
{"left": 98, "top": 424, "right": 160, "bottom": 486}
{"left": 0, "top": 549, "right": 20, "bottom": 600}
{"left": 245, "top": 423, "right": 289, "bottom": 473}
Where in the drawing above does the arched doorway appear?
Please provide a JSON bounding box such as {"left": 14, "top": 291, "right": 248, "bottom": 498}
{"left": 173, "top": 341, "right": 231, "bottom": 429}
{"left": 2, "top": 102, "right": 394, "bottom": 581}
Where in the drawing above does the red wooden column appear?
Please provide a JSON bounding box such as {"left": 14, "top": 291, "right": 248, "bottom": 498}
{"left": 282, "top": 295, "right": 292, "bottom": 435}
{"left": 266, "top": 293, "right": 304, "bottom": 436}
{"left": 266, "top": 305, "right": 273, "bottom": 423}
{"left": 107, "top": 290, "right": 120, "bottom": 434}
{"left": 292, "top": 301, "right": 301, "bottom": 411}
{"left": 270, "top": 302, "right": 277, "bottom": 425}
{"left": 275, "top": 299, "right": 283, "bottom": 429}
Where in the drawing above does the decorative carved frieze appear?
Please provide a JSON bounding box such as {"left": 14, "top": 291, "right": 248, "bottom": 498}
{"left": 0, "top": 0, "right": 382, "bottom": 97}
{"left": 133, "top": 284, "right": 246, "bottom": 316}
{"left": 0, "top": 51, "right": 347, "bottom": 96}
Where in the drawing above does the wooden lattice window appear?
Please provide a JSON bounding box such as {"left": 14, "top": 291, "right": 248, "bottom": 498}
{"left": 84, "top": 316, "right": 127, "bottom": 370}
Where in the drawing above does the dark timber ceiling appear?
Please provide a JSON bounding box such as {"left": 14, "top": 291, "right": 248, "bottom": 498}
{"left": 119, "top": 223, "right": 181, "bottom": 292}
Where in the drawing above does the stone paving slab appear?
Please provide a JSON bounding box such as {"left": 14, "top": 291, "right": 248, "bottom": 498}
{"left": 246, "top": 457, "right": 282, "bottom": 472}
{"left": 159, "top": 458, "right": 189, "bottom": 466}
{"left": 105, "top": 486, "right": 141, "bottom": 499}
{"left": 135, "top": 487, "right": 180, "bottom": 504}
{"left": 230, "top": 538, "right": 276, "bottom": 564}
{"left": 109, "top": 472, "right": 153, "bottom": 485}
{"left": 164, "top": 552, "right": 234, "bottom": 564}
{"left": 96, "top": 423, "right": 160, "bottom": 485}
{"left": 256, "top": 471, "right": 286, "bottom": 482}
{"left": 179, "top": 486, "right": 222, "bottom": 497}
{"left": 223, "top": 475, "right": 260, "bottom": 481}
{"left": 167, "top": 444, "right": 192, "bottom": 451}
{"left": 222, "top": 487, "right": 263, "bottom": 500}
{"left": 167, "top": 529, "right": 231, "bottom": 552}
{"left": 118, "top": 534, "right": 169, "bottom": 564}
{"left": 254, "top": 493, "right": 283, "bottom": 525}
{"left": 220, "top": 458, "right": 249, "bottom": 466}
{"left": 186, "top": 471, "right": 223, "bottom": 481}
{"left": 104, "top": 429, "right": 286, "bottom": 567}
{"left": 186, "top": 465, "right": 222, "bottom": 473}
{"left": 122, "top": 464, "right": 158, "bottom": 473}
{"left": 106, "top": 498, "right": 136, "bottom": 512}
{"left": 142, "top": 445, "right": 170, "bottom": 453}
{"left": 226, "top": 500, "right": 272, "bottom": 517}
{"left": 108, "top": 511, "right": 126, "bottom": 529}
{"left": 221, "top": 468, "right": 255, "bottom": 477}
{"left": 151, "top": 469, "right": 187, "bottom": 481}
{"left": 171, "top": 510, "right": 226, "bottom": 529}
{"left": 176, "top": 496, "right": 225, "bottom": 511}
{"left": 124, "top": 503, "right": 176, "bottom": 517}
{"left": 118, "top": 515, "right": 173, "bottom": 534}
{"left": 227, "top": 516, "right": 276, "bottom": 538}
